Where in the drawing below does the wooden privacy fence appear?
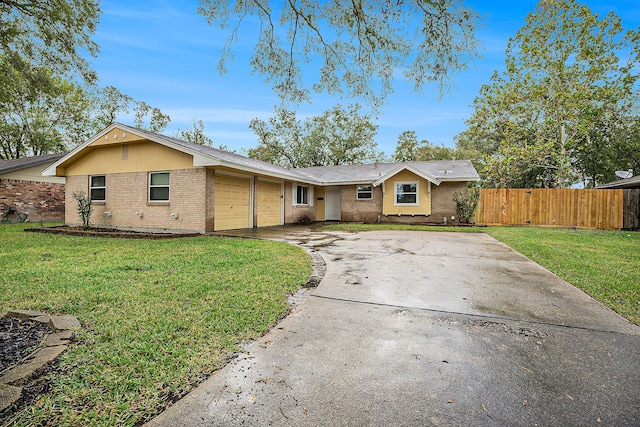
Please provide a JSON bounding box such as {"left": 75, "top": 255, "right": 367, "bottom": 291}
{"left": 474, "top": 188, "right": 629, "bottom": 230}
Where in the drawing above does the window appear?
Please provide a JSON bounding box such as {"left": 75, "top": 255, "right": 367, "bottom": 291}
{"left": 356, "top": 185, "right": 373, "bottom": 200}
{"left": 149, "top": 172, "right": 170, "bottom": 201}
{"left": 90, "top": 175, "right": 105, "bottom": 201}
{"left": 296, "top": 185, "right": 309, "bottom": 205}
{"left": 395, "top": 182, "right": 418, "bottom": 205}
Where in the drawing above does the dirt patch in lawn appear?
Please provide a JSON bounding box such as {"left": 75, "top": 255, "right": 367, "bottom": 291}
{"left": 25, "top": 225, "right": 200, "bottom": 239}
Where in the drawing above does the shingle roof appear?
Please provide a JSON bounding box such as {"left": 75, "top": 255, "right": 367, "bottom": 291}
{"left": 595, "top": 175, "right": 640, "bottom": 189}
{"left": 0, "top": 153, "right": 65, "bottom": 174}
{"left": 45, "top": 123, "right": 480, "bottom": 185}
{"left": 110, "top": 124, "right": 317, "bottom": 183}
{"left": 295, "top": 160, "right": 480, "bottom": 185}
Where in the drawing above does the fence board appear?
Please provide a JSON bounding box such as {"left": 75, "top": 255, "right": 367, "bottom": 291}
{"left": 475, "top": 188, "right": 625, "bottom": 230}
{"left": 623, "top": 189, "right": 640, "bottom": 230}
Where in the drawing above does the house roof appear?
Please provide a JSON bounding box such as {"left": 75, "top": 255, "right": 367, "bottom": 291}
{"left": 44, "top": 123, "right": 319, "bottom": 184}
{"left": 43, "top": 123, "right": 480, "bottom": 185}
{"left": 595, "top": 175, "right": 640, "bottom": 189}
{"left": 0, "top": 153, "right": 65, "bottom": 175}
{"left": 295, "top": 160, "right": 480, "bottom": 186}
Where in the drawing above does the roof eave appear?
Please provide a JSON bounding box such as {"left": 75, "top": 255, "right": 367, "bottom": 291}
{"left": 372, "top": 164, "right": 441, "bottom": 187}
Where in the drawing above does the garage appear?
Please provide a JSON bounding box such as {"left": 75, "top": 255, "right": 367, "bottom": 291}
{"left": 257, "top": 180, "right": 283, "bottom": 227}
{"left": 214, "top": 174, "right": 251, "bottom": 231}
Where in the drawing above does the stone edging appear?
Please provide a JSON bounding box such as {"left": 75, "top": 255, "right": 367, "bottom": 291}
{"left": 0, "top": 309, "right": 81, "bottom": 412}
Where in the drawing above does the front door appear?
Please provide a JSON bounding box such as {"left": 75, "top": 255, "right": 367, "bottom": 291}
{"left": 325, "top": 186, "right": 341, "bottom": 221}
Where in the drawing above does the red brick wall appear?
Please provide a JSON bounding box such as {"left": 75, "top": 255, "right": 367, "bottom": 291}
{"left": 0, "top": 179, "right": 65, "bottom": 222}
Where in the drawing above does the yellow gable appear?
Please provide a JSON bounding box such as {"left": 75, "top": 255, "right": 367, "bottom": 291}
{"left": 382, "top": 169, "right": 432, "bottom": 216}
{"left": 63, "top": 127, "right": 195, "bottom": 176}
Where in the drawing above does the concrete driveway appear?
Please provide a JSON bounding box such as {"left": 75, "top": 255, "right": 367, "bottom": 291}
{"left": 148, "top": 228, "right": 640, "bottom": 426}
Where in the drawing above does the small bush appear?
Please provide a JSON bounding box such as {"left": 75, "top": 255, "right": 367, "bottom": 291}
{"left": 452, "top": 188, "right": 480, "bottom": 223}
{"left": 72, "top": 191, "right": 93, "bottom": 229}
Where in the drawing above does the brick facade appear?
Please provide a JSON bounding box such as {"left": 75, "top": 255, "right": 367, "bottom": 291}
{"left": 284, "top": 182, "right": 316, "bottom": 224}
{"left": 340, "top": 185, "right": 383, "bottom": 223}
{"left": 337, "top": 182, "right": 467, "bottom": 224}
{"left": 65, "top": 169, "right": 209, "bottom": 232}
{"left": 0, "top": 179, "right": 65, "bottom": 222}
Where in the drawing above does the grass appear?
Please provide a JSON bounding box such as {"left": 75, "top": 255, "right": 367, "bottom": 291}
{"left": 0, "top": 223, "right": 311, "bottom": 426}
{"left": 326, "top": 223, "right": 640, "bottom": 325}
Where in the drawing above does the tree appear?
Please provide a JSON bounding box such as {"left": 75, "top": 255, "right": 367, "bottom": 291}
{"left": 392, "top": 131, "right": 421, "bottom": 163}
{"left": 0, "top": 57, "right": 171, "bottom": 159}
{"left": 460, "top": 0, "right": 640, "bottom": 188}
{"left": 133, "top": 101, "right": 170, "bottom": 134}
{"left": 174, "top": 118, "right": 214, "bottom": 146}
{"left": 0, "top": 53, "right": 89, "bottom": 159}
{"left": 247, "top": 104, "right": 384, "bottom": 168}
{"left": 198, "top": 0, "right": 480, "bottom": 107}
{"left": 0, "top": 0, "right": 100, "bottom": 83}
{"left": 392, "top": 130, "right": 477, "bottom": 163}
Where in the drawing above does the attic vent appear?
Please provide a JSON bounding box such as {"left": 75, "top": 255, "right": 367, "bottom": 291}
{"left": 122, "top": 144, "right": 128, "bottom": 160}
{"left": 439, "top": 170, "right": 451, "bottom": 174}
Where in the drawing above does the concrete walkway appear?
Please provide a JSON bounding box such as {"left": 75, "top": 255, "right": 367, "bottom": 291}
{"left": 148, "top": 228, "right": 640, "bottom": 426}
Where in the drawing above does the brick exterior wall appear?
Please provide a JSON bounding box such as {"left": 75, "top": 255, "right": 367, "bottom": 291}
{"left": 65, "top": 169, "right": 209, "bottom": 232}
{"left": 284, "top": 182, "right": 316, "bottom": 224}
{"left": 338, "top": 182, "right": 468, "bottom": 224}
{"left": 0, "top": 179, "right": 65, "bottom": 222}
{"left": 430, "top": 181, "right": 467, "bottom": 222}
{"left": 340, "top": 185, "right": 383, "bottom": 223}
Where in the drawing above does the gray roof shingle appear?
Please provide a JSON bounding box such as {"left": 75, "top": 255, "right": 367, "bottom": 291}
{"left": 295, "top": 160, "right": 480, "bottom": 184}
{"left": 595, "top": 175, "right": 640, "bottom": 189}
{"left": 0, "top": 153, "right": 65, "bottom": 174}
{"left": 48, "top": 123, "right": 479, "bottom": 185}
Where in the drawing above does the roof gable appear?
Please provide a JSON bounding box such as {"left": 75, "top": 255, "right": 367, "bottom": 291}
{"left": 43, "top": 123, "right": 318, "bottom": 184}
{"left": 372, "top": 164, "right": 440, "bottom": 187}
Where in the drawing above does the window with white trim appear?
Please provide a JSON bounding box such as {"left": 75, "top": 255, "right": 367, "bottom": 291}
{"left": 90, "top": 175, "right": 106, "bottom": 202}
{"left": 395, "top": 182, "right": 418, "bottom": 205}
{"left": 149, "top": 172, "right": 170, "bottom": 202}
{"left": 356, "top": 185, "right": 373, "bottom": 200}
{"left": 296, "top": 185, "right": 309, "bottom": 205}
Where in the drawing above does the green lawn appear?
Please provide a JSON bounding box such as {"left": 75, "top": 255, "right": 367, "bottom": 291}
{"left": 0, "top": 224, "right": 311, "bottom": 426}
{"left": 327, "top": 223, "right": 640, "bottom": 325}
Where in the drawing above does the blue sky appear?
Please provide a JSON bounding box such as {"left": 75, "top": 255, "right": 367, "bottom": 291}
{"left": 92, "top": 0, "right": 640, "bottom": 157}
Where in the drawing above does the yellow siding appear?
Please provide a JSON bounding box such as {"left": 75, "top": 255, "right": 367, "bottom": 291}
{"left": 382, "top": 170, "right": 431, "bottom": 216}
{"left": 64, "top": 140, "right": 194, "bottom": 176}
{"left": 257, "top": 180, "right": 282, "bottom": 227}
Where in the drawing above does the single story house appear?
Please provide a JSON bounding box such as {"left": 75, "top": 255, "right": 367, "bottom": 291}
{"left": 1, "top": 153, "right": 66, "bottom": 222}
{"left": 43, "top": 123, "right": 479, "bottom": 233}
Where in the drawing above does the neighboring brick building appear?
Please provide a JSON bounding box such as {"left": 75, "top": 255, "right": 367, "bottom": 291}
{"left": 44, "top": 123, "right": 480, "bottom": 233}
{"left": 0, "top": 154, "right": 66, "bottom": 222}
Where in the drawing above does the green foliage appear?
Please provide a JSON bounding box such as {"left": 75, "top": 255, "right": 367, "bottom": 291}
{"left": 392, "top": 130, "right": 480, "bottom": 163}
{"left": 0, "top": 0, "right": 100, "bottom": 83}
{"left": 0, "top": 53, "right": 89, "bottom": 158}
{"left": 174, "top": 118, "right": 214, "bottom": 147}
{"left": 71, "top": 191, "right": 92, "bottom": 229}
{"left": 452, "top": 187, "right": 480, "bottom": 223}
{"left": 198, "top": 0, "right": 480, "bottom": 107}
{"left": 247, "top": 104, "right": 385, "bottom": 168}
{"left": 460, "top": 0, "right": 640, "bottom": 188}
{"left": 0, "top": 225, "right": 311, "bottom": 425}
{"left": 133, "top": 101, "right": 171, "bottom": 133}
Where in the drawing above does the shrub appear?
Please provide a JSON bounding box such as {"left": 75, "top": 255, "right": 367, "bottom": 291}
{"left": 452, "top": 187, "right": 480, "bottom": 223}
{"left": 72, "top": 191, "right": 93, "bottom": 229}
